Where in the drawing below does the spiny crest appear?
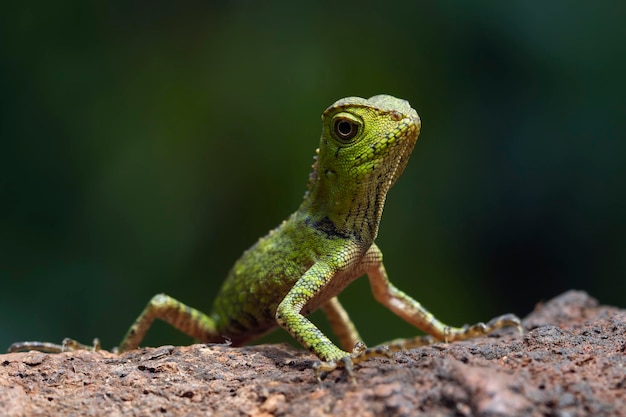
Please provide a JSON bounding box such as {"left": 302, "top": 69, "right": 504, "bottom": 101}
{"left": 303, "top": 148, "right": 320, "bottom": 199}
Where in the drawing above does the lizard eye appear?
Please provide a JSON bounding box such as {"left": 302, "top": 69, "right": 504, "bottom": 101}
{"left": 333, "top": 118, "right": 359, "bottom": 141}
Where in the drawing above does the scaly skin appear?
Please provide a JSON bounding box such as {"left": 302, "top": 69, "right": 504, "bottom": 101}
{"left": 9, "top": 95, "right": 522, "bottom": 381}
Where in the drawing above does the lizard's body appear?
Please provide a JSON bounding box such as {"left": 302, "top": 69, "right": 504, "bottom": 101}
{"left": 210, "top": 209, "right": 346, "bottom": 346}
{"left": 10, "top": 95, "right": 521, "bottom": 378}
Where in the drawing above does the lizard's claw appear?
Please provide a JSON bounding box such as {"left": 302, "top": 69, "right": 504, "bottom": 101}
{"left": 313, "top": 341, "right": 393, "bottom": 384}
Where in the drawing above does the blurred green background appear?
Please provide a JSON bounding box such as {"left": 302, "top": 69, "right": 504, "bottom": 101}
{"left": 2, "top": 1, "right": 625, "bottom": 352}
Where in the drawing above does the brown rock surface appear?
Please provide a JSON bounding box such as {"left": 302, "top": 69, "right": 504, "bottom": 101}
{"left": 1, "top": 290, "right": 624, "bottom": 416}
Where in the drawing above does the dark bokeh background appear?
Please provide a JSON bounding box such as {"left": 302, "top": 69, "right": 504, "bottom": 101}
{"left": 2, "top": 2, "right": 625, "bottom": 351}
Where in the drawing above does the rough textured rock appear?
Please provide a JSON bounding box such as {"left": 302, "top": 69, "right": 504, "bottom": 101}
{"left": 1, "top": 290, "right": 624, "bottom": 417}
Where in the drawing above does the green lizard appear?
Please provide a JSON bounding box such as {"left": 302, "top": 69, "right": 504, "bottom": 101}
{"left": 9, "top": 95, "right": 521, "bottom": 380}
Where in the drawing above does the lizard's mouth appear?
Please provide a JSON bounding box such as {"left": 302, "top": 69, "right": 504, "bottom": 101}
{"left": 352, "top": 116, "right": 419, "bottom": 173}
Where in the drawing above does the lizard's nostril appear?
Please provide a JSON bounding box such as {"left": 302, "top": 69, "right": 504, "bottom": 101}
{"left": 390, "top": 111, "right": 403, "bottom": 121}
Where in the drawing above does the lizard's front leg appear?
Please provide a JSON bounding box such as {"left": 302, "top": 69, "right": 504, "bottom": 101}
{"left": 363, "top": 244, "right": 522, "bottom": 351}
{"left": 276, "top": 262, "right": 392, "bottom": 382}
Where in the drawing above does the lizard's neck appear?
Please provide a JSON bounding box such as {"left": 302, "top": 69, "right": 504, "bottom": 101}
{"left": 299, "top": 159, "right": 389, "bottom": 245}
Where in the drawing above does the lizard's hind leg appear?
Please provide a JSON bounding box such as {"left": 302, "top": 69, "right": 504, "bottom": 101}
{"left": 8, "top": 338, "right": 102, "bottom": 353}
{"left": 118, "top": 293, "right": 218, "bottom": 352}
{"left": 321, "top": 296, "right": 363, "bottom": 351}
{"left": 363, "top": 244, "right": 522, "bottom": 352}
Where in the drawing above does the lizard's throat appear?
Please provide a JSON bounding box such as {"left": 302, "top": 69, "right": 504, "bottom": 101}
{"left": 303, "top": 176, "right": 390, "bottom": 244}
{"left": 341, "top": 185, "right": 388, "bottom": 243}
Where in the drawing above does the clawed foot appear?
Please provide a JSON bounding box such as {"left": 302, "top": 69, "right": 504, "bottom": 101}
{"left": 385, "top": 313, "right": 523, "bottom": 351}
{"left": 312, "top": 341, "right": 393, "bottom": 384}
{"left": 8, "top": 338, "right": 101, "bottom": 353}
{"left": 452, "top": 313, "right": 523, "bottom": 341}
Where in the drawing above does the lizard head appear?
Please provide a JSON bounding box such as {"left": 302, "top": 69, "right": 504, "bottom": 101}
{"left": 304, "top": 95, "right": 421, "bottom": 241}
